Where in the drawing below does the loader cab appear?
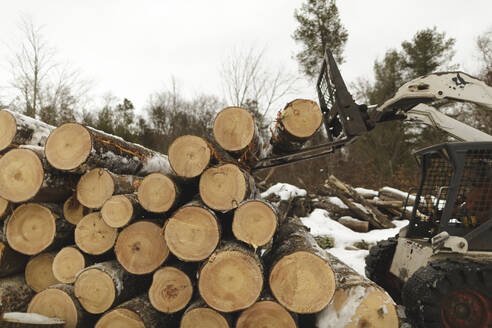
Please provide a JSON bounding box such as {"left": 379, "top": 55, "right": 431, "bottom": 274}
{"left": 406, "top": 142, "right": 492, "bottom": 251}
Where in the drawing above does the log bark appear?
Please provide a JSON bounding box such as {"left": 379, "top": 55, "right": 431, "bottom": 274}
{"left": 270, "top": 99, "right": 323, "bottom": 154}
{"left": 338, "top": 217, "right": 369, "bottom": 233}
{"left": 325, "top": 176, "right": 395, "bottom": 229}
{"left": 74, "top": 260, "right": 150, "bottom": 314}
{"left": 315, "top": 254, "right": 399, "bottom": 328}
{"left": 45, "top": 123, "right": 173, "bottom": 175}
{"left": 0, "top": 109, "right": 55, "bottom": 152}
{"left": 236, "top": 298, "right": 297, "bottom": 328}
{"left": 0, "top": 312, "right": 65, "bottom": 327}
{"left": 180, "top": 298, "right": 232, "bottom": 328}
{"left": 168, "top": 135, "right": 215, "bottom": 179}
{"left": 137, "top": 173, "right": 180, "bottom": 213}
{"left": 101, "top": 194, "right": 144, "bottom": 228}
{"left": 76, "top": 168, "right": 142, "bottom": 209}
{"left": 25, "top": 252, "right": 59, "bottom": 292}
{"left": 148, "top": 263, "right": 194, "bottom": 313}
{"left": 0, "top": 148, "right": 75, "bottom": 203}
{"left": 63, "top": 195, "right": 91, "bottom": 225}
{"left": 6, "top": 203, "right": 72, "bottom": 255}
{"left": 74, "top": 212, "right": 117, "bottom": 255}
{"left": 267, "top": 216, "right": 336, "bottom": 314}
{"left": 115, "top": 220, "right": 169, "bottom": 275}
{"left": 232, "top": 199, "right": 278, "bottom": 248}
{"left": 198, "top": 241, "right": 263, "bottom": 313}
{"left": 212, "top": 106, "right": 263, "bottom": 163}
{"left": 28, "top": 284, "right": 93, "bottom": 328}
{"left": 95, "top": 294, "right": 175, "bottom": 328}
{"left": 164, "top": 201, "right": 220, "bottom": 262}
{"left": 199, "top": 163, "right": 256, "bottom": 212}
{"left": 0, "top": 274, "right": 35, "bottom": 312}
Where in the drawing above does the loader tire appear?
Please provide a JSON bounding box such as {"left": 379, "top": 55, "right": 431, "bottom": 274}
{"left": 402, "top": 260, "right": 492, "bottom": 328}
{"left": 365, "top": 236, "right": 402, "bottom": 301}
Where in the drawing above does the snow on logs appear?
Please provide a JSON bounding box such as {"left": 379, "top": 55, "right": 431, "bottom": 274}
{"left": 0, "top": 109, "right": 55, "bottom": 152}
{"left": 44, "top": 123, "right": 173, "bottom": 176}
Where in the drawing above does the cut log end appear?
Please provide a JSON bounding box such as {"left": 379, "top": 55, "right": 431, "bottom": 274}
{"left": 52, "top": 247, "right": 86, "bottom": 284}
{"left": 115, "top": 221, "right": 169, "bottom": 275}
{"left": 180, "top": 308, "right": 230, "bottom": 328}
{"left": 28, "top": 288, "right": 79, "bottom": 328}
{"left": 233, "top": 200, "right": 277, "bottom": 247}
{"left": 137, "top": 173, "right": 176, "bottom": 213}
{"left": 95, "top": 308, "right": 145, "bottom": 328}
{"left": 270, "top": 251, "right": 336, "bottom": 313}
{"left": 164, "top": 206, "right": 220, "bottom": 261}
{"left": 77, "top": 168, "right": 115, "bottom": 209}
{"left": 75, "top": 212, "right": 117, "bottom": 255}
{"left": 101, "top": 195, "right": 134, "bottom": 228}
{"left": 236, "top": 301, "right": 296, "bottom": 328}
{"left": 149, "top": 266, "right": 193, "bottom": 313}
{"left": 213, "top": 107, "right": 255, "bottom": 152}
{"left": 0, "top": 197, "right": 9, "bottom": 219}
{"left": 0, "top": 110, "right": 17, "bottom": 151}
{"left": 45, "top": 123, "right": 92, "bottom": 171}
{"left": 74, "top": 268, "right": 116, "bottom": 314}
{"left": 280, "top": 99, "right": 322, "bottom": 139}
{"left": 199, "top": 249, "right": 263, "bottom": 312}
{"left": 6, "top": 204, "right": 56, "bottom": 255}
{"left": 63, "top": 195, "right": 90, "bottom": 225}
{"left": 25, "top": 253, "right": 59, "bottom": 292}
{"left": 0, "top": 149, "right": 44, "bottom": 203}
{"left": 323, "top": 286, "right": 399, "bottom": 328}
{"left": 169, "top": 135, "right": 211, "bottom": 178}
{"left": 199, "top": 164, "right": 247, "bottom": 211}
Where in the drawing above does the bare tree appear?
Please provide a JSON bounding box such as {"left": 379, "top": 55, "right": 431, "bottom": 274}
{"left": 220, "top": 46, "right": 299, "bottom": 120}
{"left": 8, "top": 16, "right": 90, "bottom": 121}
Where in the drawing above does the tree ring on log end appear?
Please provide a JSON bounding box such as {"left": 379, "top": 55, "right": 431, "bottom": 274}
{"left": 236, "top": 300, "right": 296, "bottom": 328}
{"left": 137, "top": 173, "right": 176, "bottom": 213}
{"left": 6, "top": 204, "right": 56, "bottom": 255}
{"left": 115, "top": 221, "right": 169, "bottom": 275}
{"left": 102, "top": 195, "right": 133, "bottom": 228}
{"left": 0, "top": 110, "right": 16, "bottom": 151}
{"left": 77, "top": 168, "right": 115, "bottom": 209}
{"left": 25, "top": 253, "right": 59, "bottom": 292}
{"left": 199, "top": 250, "right": 263, "bottom": 312}
{"left": 281, "top": 99, "right": 322, "bottom": 139}
{"left": 74, "top": 268, "right": 116, "bottom": 314}
{"left": 28, "top": 288, "right": 79, "bottom": 328}
{"left": 63, "top": 195, "right": 89, "bottom": 225}
{"left": 45, "top": 123, "right": 92, "bottom": 171}
{"left": 165, "top": 206, "right": 220, "bottom": 261}
{"left": 233, "top": 200, "right": 277, "bottom": 247}
{"left": 213, "top": 107, "right": 255, "bottom": 152}
{"left": 0, "top": 149, "right": 44, "bottom": 202}
{"left": 96, "top": 308, "right": 145, "bottom": 328}
{"left": 75, "top": 212, "right": 117, "bottom": 255}
{"left": 53, "top": 246, "right": 86, "bottom": 284}
{"left": 149, "top": 266, "right": 193, "bottom": 313}
{"left": 269, "top": 251, "right": 335, "bottom": 313}
{"left": 181, "top": 307, "right": 230, "bottom": 328}
{"left": 169, "top": 135, "right": 211, "bottom": 178}
{"left": 199, "top": 164, "right": 247, "bottom": 211}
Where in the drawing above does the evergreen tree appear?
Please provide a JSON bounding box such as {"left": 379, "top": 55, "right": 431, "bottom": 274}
{"left": 293, "top": 0, "right": 348, "bottom": 78}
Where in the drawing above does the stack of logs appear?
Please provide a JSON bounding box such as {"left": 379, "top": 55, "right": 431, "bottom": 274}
{"left": 0, "top": 101, "right": 399, "bottom": 328}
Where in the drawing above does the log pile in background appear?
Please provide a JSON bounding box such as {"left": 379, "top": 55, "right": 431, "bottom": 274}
{"left": 0, "top": 105, "right": 399, "bottom": 328}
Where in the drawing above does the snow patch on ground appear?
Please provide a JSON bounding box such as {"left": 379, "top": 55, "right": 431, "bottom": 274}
{"left": 301, "top": 209, "right": 408, "bottom": 277}
{"left": 354, "top": 187, "right": 378, "bottom": 197}
{"left": 261, "top": 183, "right": 307, "bottom": 201}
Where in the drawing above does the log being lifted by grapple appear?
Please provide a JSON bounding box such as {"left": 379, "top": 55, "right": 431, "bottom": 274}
{"left": 44, "top": 123, "right": 173, "bottom": 175}
{"left": 0, "top": 109, "right": 55, "bottom": 152}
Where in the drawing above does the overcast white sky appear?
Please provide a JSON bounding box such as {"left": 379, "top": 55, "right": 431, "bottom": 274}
{"left": 0, "top": 0, "right": 491, "bottom": 112}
